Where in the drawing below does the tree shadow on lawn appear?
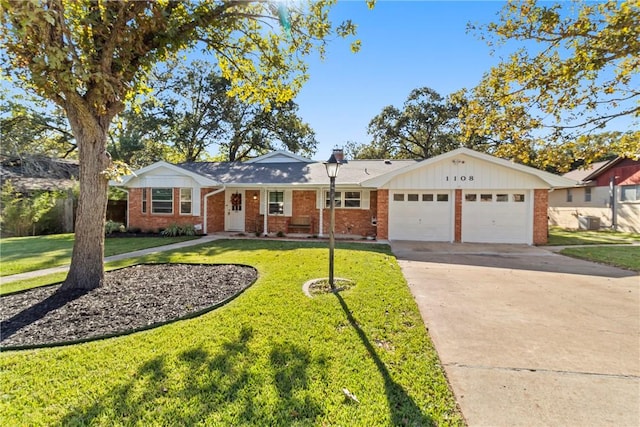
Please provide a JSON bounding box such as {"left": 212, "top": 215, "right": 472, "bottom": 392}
{"left": 58, "top": 290, "right": 435, "bottom": 425}
{"left": 60, "top": 326, "right": 324, "bottom": 425}
{"left": 333, "top": 292, "right": 436, "bottom": 427}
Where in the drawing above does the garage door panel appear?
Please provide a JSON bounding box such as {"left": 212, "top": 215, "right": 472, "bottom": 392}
{"left": 462, "top": 191, "right": 530, "bottom": 244}
{"left": 389, "top": 191, "right": 452, "bottom": 241}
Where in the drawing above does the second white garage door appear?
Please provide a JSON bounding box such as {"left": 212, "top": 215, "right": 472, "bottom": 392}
{"left": 389, "top": 191, "right": 453, "bottom": 241}
{"left": 462, "top": 190, "right": 531, "bottom": 244}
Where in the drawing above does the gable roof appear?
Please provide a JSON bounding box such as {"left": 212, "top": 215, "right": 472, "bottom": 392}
{"left": 245, "top": 150, "right": 313, "bottom": 164}
{"left": 361, "top": 147, "right": 577, "bottom": 188}
{"left": 117, "top": 148, "right": 574, "bottom": 189}
{"left": 117, "top": 161, "right": 219, "bottom": 186}
{"left": 562, "top": 160, "right": 609, "bottom": 183}
{"left": 177, "top": 158, "right": 415, "bottom": 186}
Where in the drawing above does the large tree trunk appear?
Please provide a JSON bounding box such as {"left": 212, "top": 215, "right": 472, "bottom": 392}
{"left": 59, "top": 104, "right": 112, "bottom": 291}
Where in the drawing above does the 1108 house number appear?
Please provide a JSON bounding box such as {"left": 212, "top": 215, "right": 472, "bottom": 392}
{"left": 445, "top": 175, "right": 474, "bottom": 181}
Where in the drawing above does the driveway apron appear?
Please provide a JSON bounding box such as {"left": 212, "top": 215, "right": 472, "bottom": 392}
{"left": 391, "top": 241, "right": 640, "bottom": 427}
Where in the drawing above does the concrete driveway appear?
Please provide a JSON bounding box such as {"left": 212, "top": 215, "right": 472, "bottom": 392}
{"left": 391, "top": 242, "right": 639, "bottom": 427}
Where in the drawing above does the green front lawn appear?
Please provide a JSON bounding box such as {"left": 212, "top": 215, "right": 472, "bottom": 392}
{"left": 560, "top": 246, "right": 640, "bottom": 271}
{"left": 547, "top": 227, "right": 640, "bottom": 246}
{"left": 0, "top": 234, "right": 199, "bottom": 276}
{"left": 0, "top": 239, "right": 463, "bottom": 426}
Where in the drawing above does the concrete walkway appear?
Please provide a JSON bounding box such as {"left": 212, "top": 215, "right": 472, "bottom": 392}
{"left": 391, "top": 242, "right": 640, "bottom": 427}
{"left": 1, "top": 235, "right": 221, "bottom": 285}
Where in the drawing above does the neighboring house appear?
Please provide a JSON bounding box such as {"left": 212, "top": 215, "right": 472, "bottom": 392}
{"left": 548, "top": 157, "right": 640, "bottom": 233}
{"left": 0, "top": 155, "right": 78, "bottom": 233}
{"left": 115, "top": 147, "right": 576, "bottom": 245}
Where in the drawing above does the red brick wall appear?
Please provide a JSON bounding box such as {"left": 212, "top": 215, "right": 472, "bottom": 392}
{"left": 319, "top": 208, "right": 376, "bottom": 237}
{"left": 244, "top": 190, "right": 262, "bottom": 233}
{"left": 454, "top": 189, "right": 462, "bottom": 242}
{"left": 533, "top": 189, "right": 548, "bottom": 245}
{"left": 376, "top": 189, "right": 389, "bottom": 240}
{"left": 205, "top": 191, "right": 225, "bottom": 233}
{"left": 128, "top": 187, "right": 381, "bottom": 238}
{"left": 128, "top": 187, "right": 204, "bottom": 233}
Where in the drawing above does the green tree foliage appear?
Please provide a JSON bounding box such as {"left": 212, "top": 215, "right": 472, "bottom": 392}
{"left": 0, "top": 91, "right": 76, "bottom": 159}
{"left": 0, "top": 0, "right": 362, "bottom": 290}
{"left": 136, "top": 61, "right": 317, "bottom": 163}
{"left": 351, "top": 87, "right": 462, "bottom": 160}
{"left": 459, "top": 0, "right": 640, "bottom": 170}
{"left": 0, "top": 180, "right": 65, "bottom": 236}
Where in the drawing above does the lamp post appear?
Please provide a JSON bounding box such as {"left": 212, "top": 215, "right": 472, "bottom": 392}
{"left": 324, "top": 153, "right": 341, "bottom": 289}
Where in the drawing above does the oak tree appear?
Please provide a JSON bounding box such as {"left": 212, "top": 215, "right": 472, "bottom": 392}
{"left": 460, "top": 0, "right": 639, "bottom": 169}
{"left": 1, "top": 0, "right": 360, "bottom": 290}
{"left": 356, "top": 87, "right": 462, "bottom": 160}
{"left": 143, "top": 61, "right": 317, "bottom": 162}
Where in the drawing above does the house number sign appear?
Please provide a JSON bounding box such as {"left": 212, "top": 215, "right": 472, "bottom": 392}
{"left": 445, "top": 175, "right": 474, "bottom": 181}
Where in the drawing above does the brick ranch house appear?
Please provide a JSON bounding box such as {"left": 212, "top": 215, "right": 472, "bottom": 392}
{"left": 114, "top": 147, "right": 576, "bottom": 245}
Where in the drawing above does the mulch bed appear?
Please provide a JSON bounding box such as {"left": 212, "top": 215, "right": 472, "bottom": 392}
{"left": 0, "top": 264, "right": 257, "bottom": 349}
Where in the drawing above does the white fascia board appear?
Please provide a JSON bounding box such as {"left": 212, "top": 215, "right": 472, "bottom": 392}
{"left": 120, "top": 161, "right": 219, "bottom": 187}
{"left": 361, "top": 147, "right": 578, "bottom": 189}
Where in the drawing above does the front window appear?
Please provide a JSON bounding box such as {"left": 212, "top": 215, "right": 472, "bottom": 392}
{"left": 326, "top": 190, "right": 361, "bottom": 208}
{"left": 326, "top": 191, "right": 342, "bottom": 208}
{"left": 180, "top": 188, "right": 192, "bottom": 214}
{"left": 152, "top": 188, "right": 173, "bottom": 214}
{"left": 269, "top": 191, "right": 284, "bottom": 214}
{"left": 566, "top": 189, "right": 573, "bottom": 202}
{"left": 620, "top": 185, "right": 639, "bottom": 202}
{"left": 344, "top": 191, "right": 361, "bottom": 207}
{"left": 584, "top": 187, "right": 592, "bottom": 202}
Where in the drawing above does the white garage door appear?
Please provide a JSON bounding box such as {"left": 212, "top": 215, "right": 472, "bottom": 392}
{"left": 462, "top": 191, "right": 530, "bottom": 244}
{"left": 389, "top": 191, "right": 452, "bottom": 241}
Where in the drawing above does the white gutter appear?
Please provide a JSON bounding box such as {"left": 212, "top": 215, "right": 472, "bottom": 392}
{"left": 203, "top": 186, "right": 226, "bottom": 234}
{"left": 121, "top": 188, "right": 130, "bottom": 229}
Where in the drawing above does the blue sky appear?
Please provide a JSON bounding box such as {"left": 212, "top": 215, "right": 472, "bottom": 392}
{"left": 295, "top": 1, "right": 507, "bottom": 160}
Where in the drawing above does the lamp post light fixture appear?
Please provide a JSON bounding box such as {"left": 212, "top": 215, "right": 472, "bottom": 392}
{"left": 324, "top": 153, "right": 341, "bottom": 289}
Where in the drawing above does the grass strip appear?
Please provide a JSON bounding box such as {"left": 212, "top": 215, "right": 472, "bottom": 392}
{"left": 546, "top": 227, "right": 640, "bottom": 246}
{"left": 560, "top": 246, "right": 640, "bottom": 271}
{"left": 0, "top": 234, "right": 199, "bottom": 276}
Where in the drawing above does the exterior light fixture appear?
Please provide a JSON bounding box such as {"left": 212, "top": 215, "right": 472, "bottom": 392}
{"left": 324, "top": 152, "right": 342, "bottom": 289}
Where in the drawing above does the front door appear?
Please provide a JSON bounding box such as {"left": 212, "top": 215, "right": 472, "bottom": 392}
{"left": 226, "top": 190, "right": 245, "bottom": 231}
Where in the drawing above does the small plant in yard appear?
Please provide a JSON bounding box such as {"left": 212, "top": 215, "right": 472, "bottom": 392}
{"left": 307, "top": 278, "right": 355, "bottom": 295}
{"left": 276, "top": 230, "right": 285, "bottom": 237}
{"left": 161, "top": 223, "right": 197, "bottom": 237}
{"left": 104, "top": 220, "right": 125, "bottom": 235}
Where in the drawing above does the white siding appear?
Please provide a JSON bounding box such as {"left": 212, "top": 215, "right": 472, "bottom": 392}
{"left": 386, "top": 155, "right": 547, "bottom": 190}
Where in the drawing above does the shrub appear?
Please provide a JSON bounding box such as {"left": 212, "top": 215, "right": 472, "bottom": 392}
{"left": 105, "top": 220, "right": 125, "bottom": 235}
{"left": 161, "top": 223, "right": 196, "bottom": 237}
{"left": 180, "top": 224, "right": 196, "bottom": 236}
{"left": 161, "top": 223, "right": 181, "bottom": 237}
{"left": 0, "top": 181, "right": 65, "bottom": 237}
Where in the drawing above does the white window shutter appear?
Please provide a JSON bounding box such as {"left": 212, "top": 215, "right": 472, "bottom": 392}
{"left": 192, "top": 187, "right": 200, "bottom": 215}
{"left": 361, "top": 190, "right": 370, "bottom": 209}
{"left": 259, "top": 190, "right": 266, "bottom": 215}
{"left": 284, "top": 190, "right": 293, "bottom": 216}
{"left": 316, "top": 189, "right": 323, "bottom": 209}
